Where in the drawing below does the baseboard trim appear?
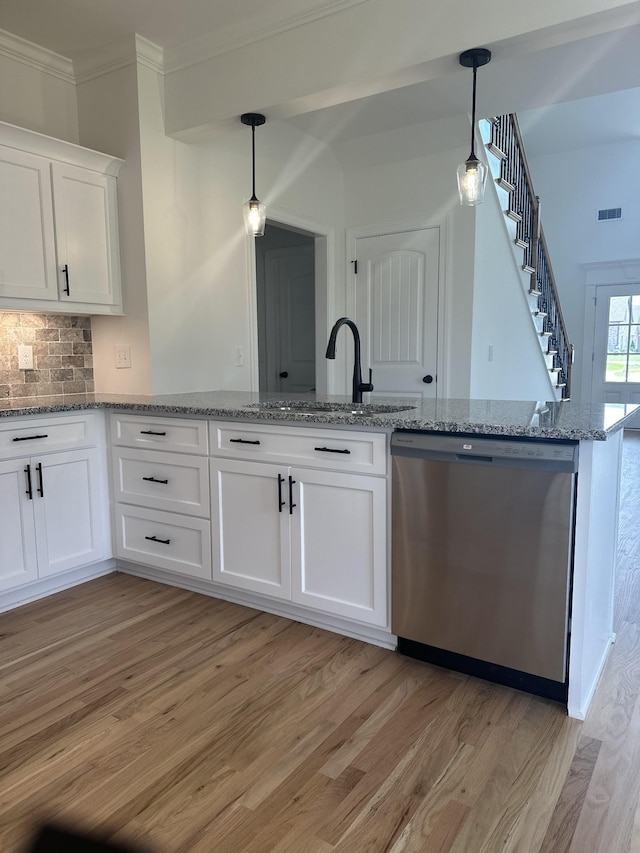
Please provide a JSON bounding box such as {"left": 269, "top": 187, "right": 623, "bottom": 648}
{"left": 0, "top": 559, "right": 117, "bottom": 613}
{"left": 116, "top": 560, "right": 396, "bottom": 650}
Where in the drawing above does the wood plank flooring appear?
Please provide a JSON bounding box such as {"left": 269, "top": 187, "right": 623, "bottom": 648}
{"left": 2, "top": 432, "right": 640, "bottom": 852}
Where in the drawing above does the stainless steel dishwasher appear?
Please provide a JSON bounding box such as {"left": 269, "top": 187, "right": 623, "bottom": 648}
{"left": 391, "top": 431, "right": 578, "bottom": 702}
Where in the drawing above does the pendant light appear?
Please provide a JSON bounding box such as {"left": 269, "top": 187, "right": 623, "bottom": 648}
{"left": 241, "top": 112, "right": 267, "bottom": 236}
{"left": 457, "top": 48, "right": 491, "bottom": 206}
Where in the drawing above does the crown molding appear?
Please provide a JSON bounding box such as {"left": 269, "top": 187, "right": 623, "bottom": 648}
{"left": 582, "top": 259, "right": 640, "bottom": 285}
{"left": 0, "top": 28, "right": 74, "bottom": 83}
{"left": 73, "top": 35, "right": 164, "bottom": 84}
{"left": 164, "top": 0, "right": 370, "bottom": 73}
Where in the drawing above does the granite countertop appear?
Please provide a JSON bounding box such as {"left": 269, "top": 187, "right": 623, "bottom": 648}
{"left": 0, "top": 389, "right": 637, "bottom": 440}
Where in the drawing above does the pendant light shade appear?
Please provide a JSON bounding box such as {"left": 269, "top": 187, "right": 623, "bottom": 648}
{"left": 457, "top": 48, "right": 491, "bottom": 206}
{"left": 241, "top": 112, "right": 267, "bottom": 236}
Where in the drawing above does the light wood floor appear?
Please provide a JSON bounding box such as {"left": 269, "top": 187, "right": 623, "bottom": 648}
{"left": 2, "top": 435, "right": 640, "bottom": 853}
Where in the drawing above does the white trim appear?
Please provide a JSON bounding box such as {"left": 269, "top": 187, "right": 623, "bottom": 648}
{"left": 164, "top": 0, "right": 370, "bottom": 73}
{"left": 117, "top": 560, "right": 396, "bottom": 649}
{"left": 0, "top": 559, "right": 116, "bottom": 614}
{"left": 346, "top": 216, "right": 448, "bottom": 400}
{"left": 582, "top": 284, "right": 597, "bottom": 405}
{"left": 567, "top": 633, "right": 614, "bottom": 720}
{"left": 581, "top": 258, "right": 640, "bottom": 286}
{"left": 74, "top": 35, "right": 164, "bottom": 84}
{"left": 0, "top": 119, "right": 123, "bottom": 175}
{"left": 247, "top": 205, "right": 336, "bottom": 394}
{"left": 0, "top": 27, "right": 74, "bottom": 83}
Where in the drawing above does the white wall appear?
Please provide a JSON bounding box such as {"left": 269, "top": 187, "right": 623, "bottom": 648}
{"left": 470, "top": 161, "right": 555, "bottom": 400}
{"left": 528, "top": 138, "right": 640, "bottom": 401}
{"left": 137, "top": 64, "right": 344, "bottom": 395}
{"left": 76, "top": 61, "right": 153, "bottom": 394}
{"left": 0, "top": 49, "right": 78, "bottom": 143}
{"left": 341, "top": 115, "right": 476, "bottom": 398}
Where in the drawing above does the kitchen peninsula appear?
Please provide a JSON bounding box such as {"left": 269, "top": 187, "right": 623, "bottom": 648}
{"left": 0, "top": 390, "right": 636, "bottom": 720}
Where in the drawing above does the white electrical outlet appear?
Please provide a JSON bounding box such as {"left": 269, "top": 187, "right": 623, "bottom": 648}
{"left": 235, "top": 346, "right": 244, "bottom": 367}
{"left": 18, "top": 345, "right": 33, "bottom": 370}
{"left": 488, "top": 344, "right": 494, "bottom": 362}
{"left": 115, "top": 345, "right": 132, "bottom": 369}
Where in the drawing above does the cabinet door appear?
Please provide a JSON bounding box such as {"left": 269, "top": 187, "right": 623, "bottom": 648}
{"left": 290, "top": 468, "right": 387, "bottom": 626}
{"left": 210, "top": 459, "right": 291, "bottom": 599}
{"left": 32, "top": 448, "right": 108, "bottom": 577}
{"left": 51, "top": 162, "right": 121, "bottom": 306}
{"left": 0, "top": 459, "right": 38, "bottom": 591}
{"left": 0, "top": 146, "right": 58, "bottom": 301}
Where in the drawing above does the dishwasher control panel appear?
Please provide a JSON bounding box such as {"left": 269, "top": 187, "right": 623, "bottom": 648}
{"left": 391, "top": 432, "right": 578, "bottom": 469}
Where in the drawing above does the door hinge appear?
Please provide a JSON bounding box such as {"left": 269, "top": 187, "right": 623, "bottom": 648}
{"left": 351, "top": 259, "right": 358, "bottom": 274}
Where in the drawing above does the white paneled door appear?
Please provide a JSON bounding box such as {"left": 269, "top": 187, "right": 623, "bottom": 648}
{"left": 353, "top": 227, "right": 440, "bottom": 398}
{"left": 592, "top": 284, "right": 640, "bottom": 423}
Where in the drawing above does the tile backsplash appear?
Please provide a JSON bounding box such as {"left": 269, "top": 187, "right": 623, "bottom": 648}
{"left": 0, "top": 313, "right": 94, "bottom": 399}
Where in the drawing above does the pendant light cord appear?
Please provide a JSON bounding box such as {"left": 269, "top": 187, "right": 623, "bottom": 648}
{"left": 470, "top": 63, "right": 478, "bottom": 159}
{"left": 251, "top": 124, "right": 257, "bottom": 201}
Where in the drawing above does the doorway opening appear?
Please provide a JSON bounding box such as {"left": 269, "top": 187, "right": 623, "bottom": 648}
{"left": 255, "top": 221, "right": 317, "bottom": 394}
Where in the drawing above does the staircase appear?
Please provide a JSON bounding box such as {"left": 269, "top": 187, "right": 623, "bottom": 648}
{"left": 481, "top": 114, "right": 573, "bottom": 400}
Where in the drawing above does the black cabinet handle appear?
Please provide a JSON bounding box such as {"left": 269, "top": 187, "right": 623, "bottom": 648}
{"left": 314, "top": 446, "right": 351, "bottom": 455}
{"left": 230, "top": 438, "right": 261, "bottom": 445}
{"left": 142, "top": 476, "right": 169, "bottom": 485}
{"left": 62, "top": 264, "right": 70, "bottom": 295}
{"left": 145, "top": 535, "right": 171, "bottom": 545}
{"left": 13, "top": 434, "right": 49, "bottom": 442}
{"left": 278, "top": 473, "right": 286, "bottom": 512}
{"left": 288, "top": 475, "right": 296, "bottom": 514}
{"left": 140, "top": 430, "right": 167, "bottom": 436}
{"left": 36, "top": 462, "right": 44, "bottom": 497}
{"left": 422, "top": 375, "right": 434, "bottom": 384}
{"left": 25, "top": 465, "right": 33, "bottom": 500}
{"left": 279, "top": 371, "right": 289, "bottom": 378}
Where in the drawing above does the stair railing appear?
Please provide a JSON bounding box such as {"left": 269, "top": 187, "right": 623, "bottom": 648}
{"left": 488, "top": 113, "right": 573, "bottom": 399}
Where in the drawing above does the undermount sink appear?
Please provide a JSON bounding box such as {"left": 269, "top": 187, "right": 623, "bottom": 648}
{"left": 249, "top": 402, "right": 416, "bottom": 417}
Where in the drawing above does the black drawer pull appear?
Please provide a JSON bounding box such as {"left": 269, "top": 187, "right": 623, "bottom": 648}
{"left": 142, "top": 476, "right": 169, "bottom": 485}
{"left": 62, "top": 264, "right": 70, "bottom": 295}
{"left": 278, "top": 473, "right": 286, "bottom": 512}
{"left": 145, "top": 535, "right": 171, "bottom": 545}
{"left": 13, "top": 434, "right": 49, "bottom": 442}
{"left": 36, "top": 462, "right": 44, "bottom": 497}
{"left": 229, "top": 438, "right": 261, "bottom": 445}
{"left": 140, "top": 430, "right": 167, "bottom": 436}
{"left": 314, "top": 446, "right": 351, "bottom": 455}
{"left": 288, "top": 475, "right": 296, "bottom": 514}
{"left": 25, "top": 465, "right": 33, "bottom": 500}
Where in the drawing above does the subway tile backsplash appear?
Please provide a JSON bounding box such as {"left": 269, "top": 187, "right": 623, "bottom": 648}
{"left": 0, "top": 313, "right": 94, "bottom": 399}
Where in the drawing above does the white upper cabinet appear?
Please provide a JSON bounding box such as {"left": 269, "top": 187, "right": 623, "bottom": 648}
{"left": 0, "top": 120, "right": 123, "bottom": 315}
{"left": 51, "top": 162, "right": 121, "bottom": 307}
{"left": 0, "top": 146, "right": 58, "bottom": 301}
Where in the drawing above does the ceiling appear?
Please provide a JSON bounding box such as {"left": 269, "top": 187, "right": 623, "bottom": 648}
{"left": 1, "top": 0, "right": 639, "bottom": 156}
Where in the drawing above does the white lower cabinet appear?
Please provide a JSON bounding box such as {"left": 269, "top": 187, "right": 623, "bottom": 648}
{"left": 291, "top": 468, "right": 387, "bottom": 625}
{"left": 0, "top": 458, "right": 38, "bottom": 591}
{"left": 211, "top": 459, "right": 291, "bottom": 598}
{"left": 0, "top": 448, "right": 108, "bottom": 592}
{"left": 115, "top": 505, "right": 212, "bottom": 581}
{"left": 211, "top": 456, "right": 388, "bottom": 627}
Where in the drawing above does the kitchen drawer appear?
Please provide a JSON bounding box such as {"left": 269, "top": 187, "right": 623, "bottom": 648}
{"left": 112, "top": 448, "right": 210, "bottom": 517}
{"left": 210, "top": 421, "right": 387, "bottom": 475}
{"left": 115, "top": 504, "right": 212, "bottom": 580}
{"left": 0, "top": 412, "right": 98, "bottom": 459}
{"left": 110, "top": 414, "right": 208, "bottom": 454}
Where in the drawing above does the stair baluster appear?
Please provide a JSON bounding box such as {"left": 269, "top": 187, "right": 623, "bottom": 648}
{"left": 489, "top": 114, "right": 573, "bottom": 400}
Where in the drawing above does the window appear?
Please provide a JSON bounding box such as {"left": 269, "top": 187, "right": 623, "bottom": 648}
{"left": 606, "top": 295, "right": 640, "bottom": 382}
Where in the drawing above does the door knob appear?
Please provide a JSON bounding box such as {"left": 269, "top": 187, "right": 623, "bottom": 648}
{"left": 279, "top": 371, "right": 289, "bottom": 378}
{"left": 422, "top": 375, "right": 433, "bottom": 384}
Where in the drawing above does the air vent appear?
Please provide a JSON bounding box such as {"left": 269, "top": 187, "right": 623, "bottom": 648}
{"left": 597, "top": 207, "right": 622, "bottom": 221}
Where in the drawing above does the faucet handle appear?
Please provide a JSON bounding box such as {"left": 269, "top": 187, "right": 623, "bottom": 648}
{"left": 359, "top": 368, "right": 374, "bottom": 393}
